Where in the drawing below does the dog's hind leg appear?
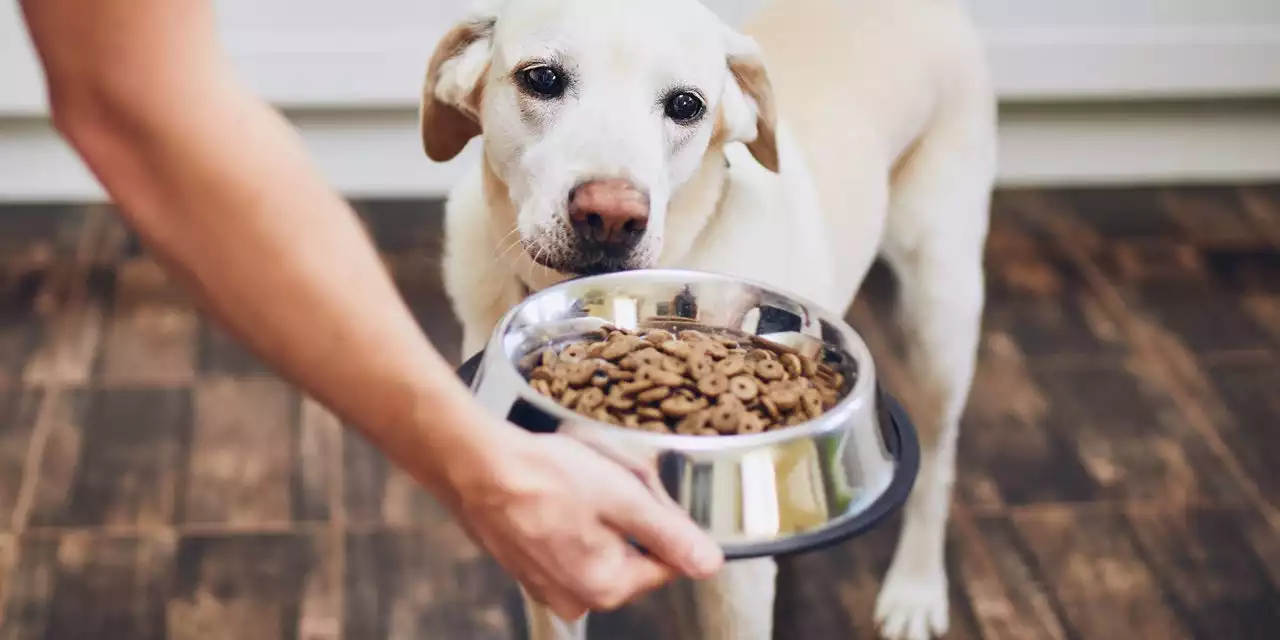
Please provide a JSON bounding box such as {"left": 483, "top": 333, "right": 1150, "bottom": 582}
{"left": 692, "top": 557, "right": 777, "bottom": 640}
{"left": 873, "top": 103, "right": 994, "bottom": 640}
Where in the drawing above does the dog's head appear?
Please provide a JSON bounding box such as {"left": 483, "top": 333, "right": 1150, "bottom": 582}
{"left": 420, "top": 0, "right": 778, "bottom": 276}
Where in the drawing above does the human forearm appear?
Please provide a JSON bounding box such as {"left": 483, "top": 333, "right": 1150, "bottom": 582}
{"left": 22, "top": 0, "right": 509, "bottom": 499}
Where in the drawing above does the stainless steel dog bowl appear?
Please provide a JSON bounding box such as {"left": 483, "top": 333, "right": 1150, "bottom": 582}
{"left": 457, "top": 269, "right": 918, "bottom": 559}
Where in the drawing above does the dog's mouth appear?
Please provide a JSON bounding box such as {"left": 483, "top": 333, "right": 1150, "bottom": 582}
{"left": 522, "top": 238, "right": 650, "bottom": 276}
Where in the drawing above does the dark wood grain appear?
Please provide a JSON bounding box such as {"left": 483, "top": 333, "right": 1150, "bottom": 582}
{"left": 1033, "top": 363, "right": 1243, "bottom": 504}
{"left": 170, "top": 532, "right": 333, "bottom": 640}
{"left": 1013, "top": 507, "right": 1195, "bottom": 640}
{"left": 183, "top": 378, "right": 294, "bottom": 526}
{"left": 97, "top": 259, "right": 197, "bottom": 387}
{"left": 1201, "top": 361, "right": 1280, "bottom": 508}
{"left": 0, "top": 536, "right": 60, "bottom": 638}
{"left": 1127, "top": 506, "right": 1280, "bottom": 639}
{"left": 2, "top": 186, "right": 1280, "bottom": 638}
{"left": 43, "top": 533, "right": 174, "bottom": 640}
{"left": 345, "top": 528, "right": 514, "bottom": 640}
{"left": 954, "top": 515, "right": 1070, "bottom": 640}
{"left": 0, "top": 391, "right": 42, "bottom": 531}
{"left": 294, "top": 397, "right": 343, "bottom": 524}
{"left": 32, "top": 389, "right": 189, "bottom": 528}
{"left": 0, "top": 268, "right": 43, "bottom": 391}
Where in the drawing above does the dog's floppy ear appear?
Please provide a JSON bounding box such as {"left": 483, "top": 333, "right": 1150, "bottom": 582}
{"left": 719, "top": 30, "right": 779, "bottom": 173}
{"left": 420, "top": 15, "right": 496, "bottom": 162}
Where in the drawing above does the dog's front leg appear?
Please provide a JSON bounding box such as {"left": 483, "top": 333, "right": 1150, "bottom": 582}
{"left": 523, "top": 589, "right": 589, "bottom": 640}
{"left": 693, "top": 558, "right": 777, "bottom": 640}
{"left": 874, "top": 124, "right": 993, "bottom": 640}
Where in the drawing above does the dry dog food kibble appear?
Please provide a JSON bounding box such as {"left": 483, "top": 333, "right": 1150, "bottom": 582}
{"left": 518, "top": 324, "right": 848, "bottom": 436}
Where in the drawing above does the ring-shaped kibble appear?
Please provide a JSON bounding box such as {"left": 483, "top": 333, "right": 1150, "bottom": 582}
{"left": 755, "top": 359, "right": 786, "bottom": 381}
{"left": 660, "top": 396, "right": 698, "bottom": 417}
{"left": 606, "top": 389, "right": 634, "bottom": 410}
{"left": 635, "top": 348, "right": 665, "bottom": 368}
{"left": 704, "top": 341, "right": 729, "bottom": 360}
{"left": 770, "top": 386, "right": 800, "bottom": 410}
{"left": 566, "top": 361, "right": 599, "bottom": 386}
{"left": 645, "top": 329, "right": 675, "bottom": 345}
{"left": 780, "top": 353, "right": 804, "bottom": 377}
{"left": 729, "top": 375, "right": 759, "bottom": 401}
{"left": 688, "top": 357, "right": 715, "bottom": 380}
{"left": 698, "top": 372, "right": 730, "bottom": 397}
{"left": 561, "top": 343, "right": 589, "bottom": 363}
{"left": 716, "top": 355, "right": 745, "bottom": 377}
{"left": 802, "top": 388, "right": 823, "bottom": 418}
{"left": 531, "top": 379, "right": 551, "bottom": 396}
{"left": 659, "top": 340, "right": 692, "bottom": 359}
{"left": 760, "top": 395, "right": 780, "bottom": 420}
{"left": 601, "top": 339, "right": 635, "bottom": 361}
{"left": 560, "top": 388, "right": 580, "bottom": 408}
{"left": 577, "top": 387, "right": 605, "bottom": 410}
{"left": 710, "top": 403, "right": 742, "bottom": 433}
{"left": 677, "top": 409, "right": 710, "bottom": 434}
{"left": 740, "top": 412, "right": 765, "bottom": 434}
{"left": 637, "top": 386, "right": 671, "bottom": 404}
{"left": 661, "top": 356, "right": 687, "bottom": 375}
{"left": 638, "top": 406, "right": 665, "bottom": 421}
{"left": 541, "top": 350, "right": 559, "bottom": 368}
{"left": 678, "top": 330, "right": 706, "bottom": 342}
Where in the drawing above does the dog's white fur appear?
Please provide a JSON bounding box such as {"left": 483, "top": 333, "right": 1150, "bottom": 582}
{"left": 421, "top": 0, "right": 995, "bottom": 638}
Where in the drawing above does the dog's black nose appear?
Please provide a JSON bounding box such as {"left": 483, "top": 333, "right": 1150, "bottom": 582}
{"left": 568, "top": 179, "right": 649, "bottom": 252}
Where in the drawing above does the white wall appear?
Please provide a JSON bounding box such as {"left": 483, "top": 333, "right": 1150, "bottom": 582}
{"left": 1, "top": 0, "right": 1279, "bottom": 201}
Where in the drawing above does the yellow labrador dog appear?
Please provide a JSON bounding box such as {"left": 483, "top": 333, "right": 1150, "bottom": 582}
{"left": 420, "top": 0, "right": 995, "bottom": 638}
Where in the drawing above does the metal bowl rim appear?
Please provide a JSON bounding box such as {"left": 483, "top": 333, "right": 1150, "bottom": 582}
{"left": 486, "top": 268, "right": 880, "bottom": 453}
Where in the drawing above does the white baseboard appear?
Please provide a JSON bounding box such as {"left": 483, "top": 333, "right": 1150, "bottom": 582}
{"left": 2, "top": 100, "right": 1277, "bottom": 203}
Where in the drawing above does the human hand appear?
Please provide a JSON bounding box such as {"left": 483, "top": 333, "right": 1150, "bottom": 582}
{"left": 445, "top": 430, "right": 725, "bottom": 620}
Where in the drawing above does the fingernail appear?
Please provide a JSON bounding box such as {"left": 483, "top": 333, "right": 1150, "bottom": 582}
{"left": 689, "top": 539, "right": 724, "bottom": 574}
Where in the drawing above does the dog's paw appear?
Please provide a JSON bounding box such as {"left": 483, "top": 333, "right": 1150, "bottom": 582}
{"left": 874, "top": 568, "right": 949, "bottom": 640}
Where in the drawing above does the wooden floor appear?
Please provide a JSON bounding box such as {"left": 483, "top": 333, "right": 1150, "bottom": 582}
{"left": 1, "top": 186, "right": 1279, "bottom": 639}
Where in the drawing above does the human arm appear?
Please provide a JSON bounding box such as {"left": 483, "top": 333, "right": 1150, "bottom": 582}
{"left": 20, "top": 0, "right": 721, "bottom": 617}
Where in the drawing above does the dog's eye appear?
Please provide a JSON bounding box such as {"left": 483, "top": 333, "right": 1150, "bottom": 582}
{"left": 518, "top": 65, "right": 565, "bottom": 99}
{"left": 664, "top": 91, "right": 705, "bottom": 123}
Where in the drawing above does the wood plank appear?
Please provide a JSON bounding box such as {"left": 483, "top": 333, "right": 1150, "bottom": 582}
{"left": 1160, "top": 187, "right": 1277, "bottom": 250}
{"left": 97, "top": 259, "right": 197, "bottom": 387}
{"left": 986, "top": 196, "right": 1127, "bottom": 360}
{"left": 345, "top": 527, "right": 513, "bottom": 640}
{"left": 183, "top": 377, "right": 294, "bottom": 526}
{"left": 342, "top": 428, "right": 451, "bottom": 528}
{"left": 294, "top": 397, "right": 343, "bottom": 523}
{"left": 44, "top": 532, "right": 175, "bottom": 640}
{"left": 0, "top": 268, "right": 43, "bottom": 391}
{"left": 196, "top": 322, "right": 271, "bottom": 376}
{"left": 0, "top": 536, "right": 60, "bottom": 638}
{"left": 21, "top": 288, "right": 104, "bottom": 386}
{"left": 958, "top": 334, "right": 1101, "bottom": 508}
{"left": 1127, "top": 506, "right": 1280, "bottom": 639}
{"left": 35, "top": 389, "right": 189, "bottom": 528}
{"left": 169, "top": 532, "right": 330, "bottom": 640}
{"left": 1033, "top": 363, "right": 1243, "bottom": 504}
{"left": 21, "top": 392, "right": 87, "bottom": 530}
{"left": 1056, "top": 188, "right": 1181, "bottom": 239}
{"left": 955, "top": 515, "right": 1070, "bottom": 640}
{"left": 1201, "top": 361, "right": 1280, "bottom": 509}
{"left": 0, "top": 391, "right": 42, "bottom": 531}
{"left": 1012, "top": 506, "right": 1195, "bottom": 640}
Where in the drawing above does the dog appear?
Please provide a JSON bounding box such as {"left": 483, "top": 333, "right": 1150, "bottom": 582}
{"left": 420, "top": 0, "right": 995, "bottom": 638}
